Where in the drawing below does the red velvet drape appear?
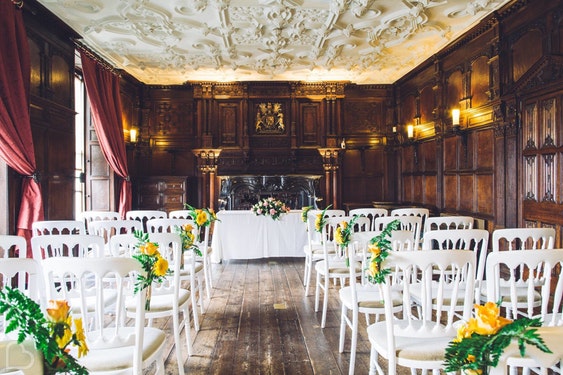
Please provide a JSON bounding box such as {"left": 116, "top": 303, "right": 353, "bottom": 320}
{"left": 0, "top": 0, "right": 44, "bottom": 254}
{"left": 80, "top": 52, "right": 131, "bottom": 218}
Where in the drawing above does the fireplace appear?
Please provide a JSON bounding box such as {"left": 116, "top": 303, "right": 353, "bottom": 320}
{"left": 218, "top": 175, "right": 322, "bottom": 210}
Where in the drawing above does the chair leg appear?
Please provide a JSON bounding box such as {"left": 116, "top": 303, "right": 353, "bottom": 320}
{"left": 172, "top": 309, "right": 185, "bottom": 375}
{"left": 321, "top": 275, "right": 329, "bottom": 328}
{"left": 368, "top": 345, "right": 377, "bottom": 375}
{"left": 339, "top": 303, "right": 347, "bottom": 353}
{"left": 190, "top": 288, "right": 200, "bottom": 332}
{"left": 314, "top": 272, "right": 321, "bottom": 312}
{"left": 304, "top": 257, "right": 313, "bottom": 296}
{"left": 348, "top": 309, "right": 358, "bottom": 375}
{"left": 183, "top": 304, "right": 193, "bottom": 356}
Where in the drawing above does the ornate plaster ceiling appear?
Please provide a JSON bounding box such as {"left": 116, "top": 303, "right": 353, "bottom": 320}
{"left": 38, "top": 0, "right": 511, "bottom": 85}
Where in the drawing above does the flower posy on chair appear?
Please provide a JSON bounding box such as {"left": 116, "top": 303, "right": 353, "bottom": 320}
{"left": 132, "top": 230, "right": 170, "bottom": 310}
{"left": 251, "top": 197, "right": 290, "bottom": 220}
{"left": 0, "top": 287, "right": 89, "bottom": 374}
{"left": 366, "top": 219, "right": 400, "bottom": 284}
{"left": 444, "top": 301, "right": 551, "bottom": 375}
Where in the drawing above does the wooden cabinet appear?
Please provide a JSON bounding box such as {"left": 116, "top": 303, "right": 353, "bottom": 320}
{"left": 136, "top": 176, "right": 188, "bottom": 212}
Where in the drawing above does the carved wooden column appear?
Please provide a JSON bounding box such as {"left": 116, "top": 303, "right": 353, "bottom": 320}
{"left": 193, "top": 149, "right": 222, "bottom": 211}
{"left": 318, "top": 148, "right": 341, "bottom": 209}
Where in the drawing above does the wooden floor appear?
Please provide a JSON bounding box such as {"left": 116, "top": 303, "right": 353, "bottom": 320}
{"left": 151, "top": 257, "right": 404, "bottom": 375}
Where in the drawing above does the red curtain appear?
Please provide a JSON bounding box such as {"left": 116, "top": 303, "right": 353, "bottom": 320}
{"left": 0, "top": 0, "right": 44, "bottom": 254}
{"left": 80, "top": 51, "right": 131, "bottom": 218}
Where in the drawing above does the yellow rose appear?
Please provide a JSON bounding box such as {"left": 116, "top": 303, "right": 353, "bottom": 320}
{"left": 73, "top": 318, "right": 89, "bottom": 357}
{"left": 368, "top": 244, "right": 381, "bottom": 257}
{"left": 182, "top": 223, "right": 194, "bottom": 232}
{"left": 153, "top": 256, "right": 169, "bottom": 277}
{"left": 140, "top": 242, "right": 158, "bottom": 256}
{"left": 474, "top": 302, "right": 512, "bottom": 335}
{"left": 335, "top": 227, "right": 344, "bottom": 245}
{"left": 46, "top": 300, "right": 70, "bottom": 323}
{"left": 368, "top": 260, "right": 379, "bottom": 277}
{"left": 54, "top": 317, "right": 73, "bottom": 349}
{"left": 196, "top": 210, "right": 208, "bottom": 227}
{"left": 454, "top": 318, "right": 477, "bottom": 342}
{"left": 315, "top": 214, "right": 322, "bottom": 231}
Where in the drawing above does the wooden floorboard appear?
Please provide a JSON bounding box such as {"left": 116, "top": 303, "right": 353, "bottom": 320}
{"left": 148, "top": 257, "right": 405, "bottom": 375}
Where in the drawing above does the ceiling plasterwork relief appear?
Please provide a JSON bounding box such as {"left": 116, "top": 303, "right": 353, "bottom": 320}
{"left": 40, "top": 0, "right": 511, "bottom": 85}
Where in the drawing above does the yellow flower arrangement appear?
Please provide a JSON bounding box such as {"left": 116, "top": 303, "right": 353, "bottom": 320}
{"left": 314, "top": 205, "right": 332, "bottom": 234}
{"left": 184, "top": 203, "right": 220, "bottom": 241}
{"left": 174, "top": 223, "right": 202, "bottom": 259}
{"left": 444, "top": 301, "right": 551, "bottom": 374}
{"left": 301, "top": 205, "right": 313, "bottom": 223}
{"left": 365, "top": 219, "right": 400, "bottom": 284}
{"left": 0, "top": 287, "right": 89, "bottom": 374}
{"left": 132, "top": 230, "right": 170, "bottom": 310}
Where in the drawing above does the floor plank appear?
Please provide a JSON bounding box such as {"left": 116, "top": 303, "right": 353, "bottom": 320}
{"left": 150, "top": 257, "right": 402, "bottom": 375}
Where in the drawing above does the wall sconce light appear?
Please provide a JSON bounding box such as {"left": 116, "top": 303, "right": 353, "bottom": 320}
{"left": 340, "top": 138, "right": 346, "bottom": 149}
{"left": 129, "top": 127, "right": 139, "bottom": 144}
{"left": 452, "top": 109, "right": 460, "bottom": 131}
{"left": 407, "top": 124, "right": 414, "bottom": 140}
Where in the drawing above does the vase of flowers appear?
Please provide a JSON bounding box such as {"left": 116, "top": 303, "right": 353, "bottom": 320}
{"left": 250, "top": 197, "right": 290, "bottom": 220}
{"left": 132, "top": 230, "right": 170, "bottom": 311}
{"left": 444, "top": 301, "right": 551, "bottom": 375}
{"left": 0, "top": 288, "right": 89, "bottom": 374}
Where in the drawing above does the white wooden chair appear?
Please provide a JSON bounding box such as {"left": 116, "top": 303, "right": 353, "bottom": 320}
{"left": 125, "top": 233, "right": 194, "bottom": 375}
{"left": 303, "top": 209, "right": 345, "bottom": 296}
{"left": 485, "top": 249, "right": 563, "bottom": 374}
{"left": 367, "top": 250, "right": 476, "bottom": 375}
{"left": 348, "top": 208, "right": 388, "bottom": 231}
{"left": 77, "top": 210, "right": 121, "bottom": 234}
{"left": 492, "top": 227, "right": 555, "bottom": 252}
{"left": 41, "top": 256, "right": 167, "bottom": 374}
{"left": 146, "top": 217, "right": 211, "bottom": 305}
{"left": 390, "top": 207, "right": 430, "bottom": 242}
{"left": 315, "top": 216, "right": 362, "bottom": 328}
{"left": 31, "top": 220, "right": 86, "bottom": 236}
{"left": 424, "top": 215, "right": 474, "bottom": 232}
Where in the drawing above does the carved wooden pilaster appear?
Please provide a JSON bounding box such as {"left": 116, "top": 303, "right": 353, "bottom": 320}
{"left": 193, "top": 148, "right": 222, "bottom": 210}
{"left": 318, "top": 148, "right": 341, "bottom": 209}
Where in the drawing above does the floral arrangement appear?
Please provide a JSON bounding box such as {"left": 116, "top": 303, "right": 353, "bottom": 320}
{"left": 301, "top": 205, "right": 313, "bottom": 223}
{"left": 334, "top": 214, "right": 360, "bottom": 249}
{"left": 0, "top": 287, "right": 89, "bottom": 374}
{"left": 132, "top": 230, "right": 170, "bottom": 310}
{"left": 314, "top": 205, "right": 332, "bottom": 234}
{"left": 174, "top": 223, "right": 202, "bottom": 257}
{"left": 444, "top": 301, "right": 551, "bottom": 374}
{"left": 184, "top": 203, "right": 219, "bottom": 229}
{"left": 365, "top": 219, "right": 400, "bottom": 284}
{"left": 251, "top": 197, "right": 290, "bottom": 220}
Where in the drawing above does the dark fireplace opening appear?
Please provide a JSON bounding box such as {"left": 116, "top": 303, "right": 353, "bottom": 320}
{"left": 218, "top": 175, "right": 322, "bottom": 210}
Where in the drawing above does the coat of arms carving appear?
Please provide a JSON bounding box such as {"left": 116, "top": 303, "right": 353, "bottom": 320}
{"left": 255, "top": 102, "right": 285, "bottom": 134}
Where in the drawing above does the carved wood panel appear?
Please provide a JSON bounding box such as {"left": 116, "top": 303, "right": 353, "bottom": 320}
{"left": 298, "top": 101, "right": 322, "bottom": 146}
{"left": 219, "top": 102, "right": 239, "bottom": 146}
{"left": 471, "top": 56, "right": 490, "bottom": 107}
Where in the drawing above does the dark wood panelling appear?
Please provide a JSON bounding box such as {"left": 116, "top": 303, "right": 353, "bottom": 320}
{"left": 219, "top": 102, "right": 240, "bottom": 146}
{"left": 512, "top": 29, "right": 543, "bottom": 82}
{"left": 471, "top": 56, "right": 490, "bottom": 107}
{"left": 298, "top": 101, "right": 323, "bottom": 146}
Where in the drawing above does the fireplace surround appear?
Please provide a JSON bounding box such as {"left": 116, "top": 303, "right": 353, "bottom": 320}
{"left": 218, "top": 175, "right": 322, "bottom": 211}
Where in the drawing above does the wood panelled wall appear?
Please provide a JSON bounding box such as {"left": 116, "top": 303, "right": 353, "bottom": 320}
{"left": 8, "top": 0, "right": 563, "bottom": 242}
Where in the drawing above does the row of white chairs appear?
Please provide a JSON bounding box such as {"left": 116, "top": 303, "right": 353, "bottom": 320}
{"left": 0, "top": 232, "right": 196, "bottom": 374}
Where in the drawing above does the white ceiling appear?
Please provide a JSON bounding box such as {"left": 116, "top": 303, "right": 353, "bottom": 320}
{"left": 38, "top": 0, "right": 511, "bottom": 85}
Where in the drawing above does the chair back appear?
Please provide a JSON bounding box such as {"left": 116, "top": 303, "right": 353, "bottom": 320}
{"left": 374, "top": 215, "right": 422, "bottom": 248}
{"left": 348, "top": 208, "right": 388, "bottom": 231}
{"left": 144, "top": 233, "right": 183, "bottom": 299}
{"left": 485, "top": 249, "right": 563, "bottom": 325}
{"left": 492, "top": 227, "right": 555, "bottom": 252}
{"left": 348, "top": 215, "right": 371, "bottom": 233}
{"left": 31, "top": 234, "right": 105, "bottom": 260}
{"left": 424, "top": 215, "right": 474, "bottom": 232}
{"left": 125, "top": 210, "right": 167, "bottom": 231}
{"left": 41, "top": 256, "right": 152, "bottom": 373}
{"left": 146, "top": 218, "right": 196, "bottom": 234}
{"left": 32, "top": 220, "right": 86, "bottom": 236}
{"left": 109, "top": 233, "right": 139, "bottom": 258}
{"left": 0, "top": 258, "right": 43, "bottom": 305}
{"left": 88, "top": 219, "right": 143, "bottom": 245}
{"left": 168, "top": 210, "right": 195, "bottom": 219}
{"left": 305, "top": 209, "right": 345, "bottom": 246}
{"left": 0, "top": 235, "right": 27, "bottom": 258}
{"left": 78, "top": 211, "right": 121, "bottom": 233}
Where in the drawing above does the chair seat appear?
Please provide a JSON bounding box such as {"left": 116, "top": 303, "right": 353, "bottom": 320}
{"left": 339, "top": 284, "right": 402, "bottom": 310}
{"left": 77, "top": 327, "right": 166, "bottom": 372}
{"left": 368, "top": 321, "right": 454, "bottom": 363}
{"left": 127, "top": 288, "right": 191, "bottom": 313}
{"left": 315, "top": 260, "right": 361, "bottom": 275}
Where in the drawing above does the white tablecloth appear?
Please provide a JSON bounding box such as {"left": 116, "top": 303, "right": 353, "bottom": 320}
{"left": 211, "top": 210, "right": 307, "bottom": 262}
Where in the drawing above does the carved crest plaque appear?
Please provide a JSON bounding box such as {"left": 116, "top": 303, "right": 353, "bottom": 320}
{"left": 255, "top": 102, "right": 285, "bottom": 134}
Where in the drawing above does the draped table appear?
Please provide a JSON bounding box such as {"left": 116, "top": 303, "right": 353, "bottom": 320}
{"left": 211, "top": 210, "right": 308, "bottom": 262}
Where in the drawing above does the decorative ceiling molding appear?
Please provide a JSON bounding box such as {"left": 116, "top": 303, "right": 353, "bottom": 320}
{"left": 39, "top": 0, "right": 511, "bottom": 85}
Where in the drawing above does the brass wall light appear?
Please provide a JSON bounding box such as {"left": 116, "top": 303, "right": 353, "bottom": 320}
{"left": 452, "top": 109, "right": 461, "bottom": 132}
{"left": 129, "top": 127, "right": 139, "bottom": 144}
